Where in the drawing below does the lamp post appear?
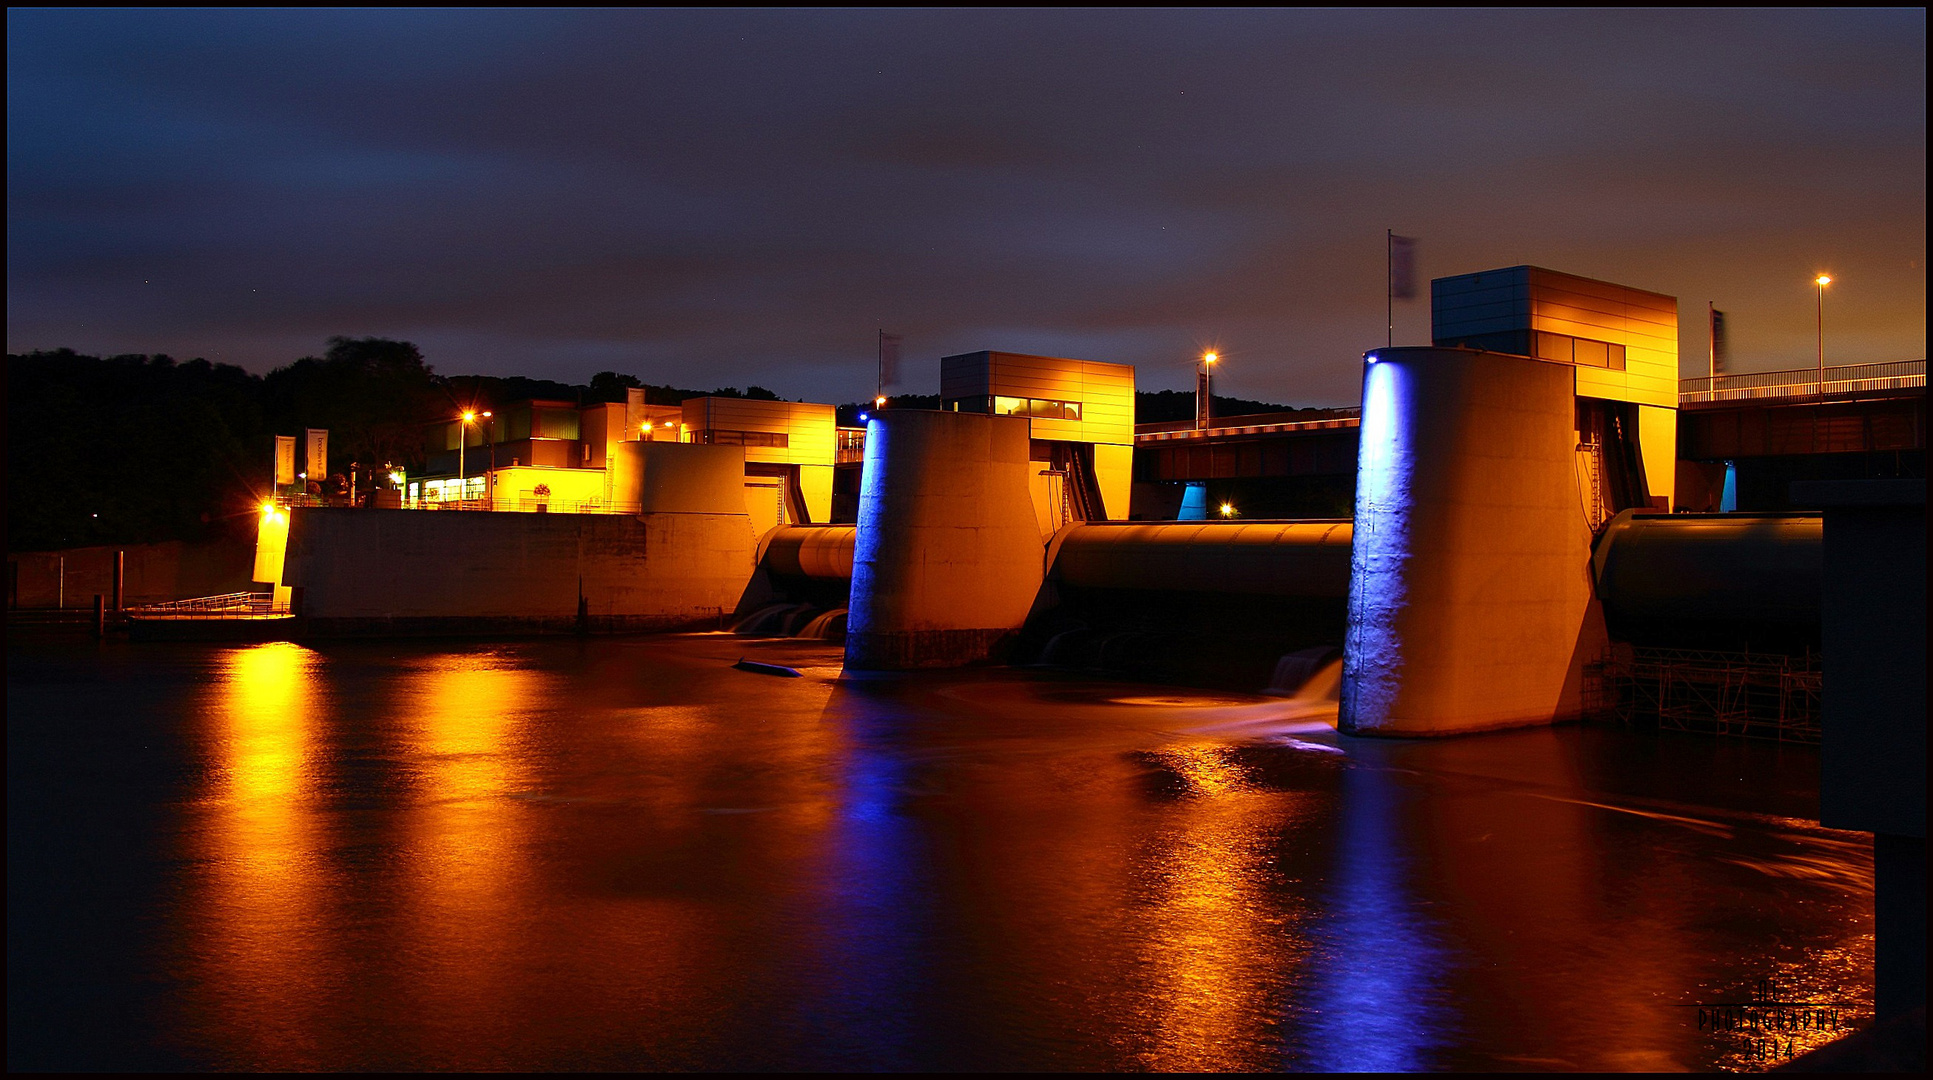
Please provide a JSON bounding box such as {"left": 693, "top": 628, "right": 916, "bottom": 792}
{"left": 458, "top": 411, "right": 475, "bottom": 506}
{"left": 1814, "top": 275, "right": 1831, "bottom": 395}
{"left": 1196, "top": 351, "right": 1217, "bottom": 431}
{"left": 481, "top": 410, "right": 494, "bottom": 508}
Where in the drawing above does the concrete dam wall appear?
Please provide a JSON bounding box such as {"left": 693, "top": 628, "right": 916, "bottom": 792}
{"left": 284, "top": 507, "right": 756, "bottom": 635}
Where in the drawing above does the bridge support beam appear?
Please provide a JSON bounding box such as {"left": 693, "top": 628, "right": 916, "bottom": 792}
{"left": 1341, "top": 347, "right": 1607, "bottom": 735}
{"left": 845, "top": 411, "right": 1043, "bottom": 669}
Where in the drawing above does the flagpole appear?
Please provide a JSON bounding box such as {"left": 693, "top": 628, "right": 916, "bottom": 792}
{"left": 1386, "top": 230, "right": 1393, "bottom": 349}
{"left": 1707, "top": 301, "right": 1716, "bottom": 382}
{"left": 876, "top": 328, "right": 883, "bottom": 401}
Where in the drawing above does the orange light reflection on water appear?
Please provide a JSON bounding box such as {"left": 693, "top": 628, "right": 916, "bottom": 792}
{"left": 1126, "top": 744, "right": 1309, "bottom": 1071}
{"left": 396, "top": 654, "right": 536, "bottom": 1036}
{"left": 188, "top": 641, "right": 330, "bottom": 1064}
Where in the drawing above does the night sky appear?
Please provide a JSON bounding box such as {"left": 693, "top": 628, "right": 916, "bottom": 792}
{"left": 7, "top": 9, "right": 1925, "bottom": 405}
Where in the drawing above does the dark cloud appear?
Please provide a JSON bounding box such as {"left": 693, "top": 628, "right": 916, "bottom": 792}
{"left": 7, "top": 8, "right": 1924, "bottom": 404}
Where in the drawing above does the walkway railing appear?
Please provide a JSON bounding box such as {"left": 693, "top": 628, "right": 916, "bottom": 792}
{"left": 407, "top": 498, "right": 644, "bottom": 514}
{"left": 125, "top": 591, "right": 291, "bottom": 618}
{"left": 1680, "top": 359, "right": 1924, "bottom": 404}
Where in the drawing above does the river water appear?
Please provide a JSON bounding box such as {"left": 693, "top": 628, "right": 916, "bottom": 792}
{"left": 7, "top": 634, "right": 1871, "bottom": 1071}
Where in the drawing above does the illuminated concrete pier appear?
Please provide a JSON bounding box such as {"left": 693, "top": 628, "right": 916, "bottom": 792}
{"left": 844, "top": 410, "right": 1044, "bottom": 669}
{"left": 1339, "top": 347, "right": 1608, "bottom": 735}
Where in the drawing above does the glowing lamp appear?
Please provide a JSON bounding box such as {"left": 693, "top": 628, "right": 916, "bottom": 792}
{"left": 260, "top": 501, "right": 277, "bottom": 515}
{"left": 1219, "top": 502, "right": 1236, "bottom": 517}
{"left": 1203, "top": 352, "right": 1218, "bottom": 364}
{"left": 1815, "top": 275, "right": 1831, "bottom": 287}
{"left": 874, "top": 396, "right": 887, "bottom": 407}
{"left": 462, "top": 410, "right": 476, "bottom": 422}
{"left": 858, "top": 412, "right": 870, "bottom": 422}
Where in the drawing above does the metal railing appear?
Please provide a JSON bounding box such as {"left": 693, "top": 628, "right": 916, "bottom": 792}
{"left": 124, "top": 591, "right": 291, "bottom": 619}
{"left": 1680, "top": 360, "right": 1924, "bottom": 403}
{"left": 407, "top": 497, "right": 644, "bottom": 514}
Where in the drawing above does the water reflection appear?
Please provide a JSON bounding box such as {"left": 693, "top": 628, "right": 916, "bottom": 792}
{"left": 1298, "top": 763, "right": 1447, "bottom": 1071}
{"left": 392, "top": 652, "right": 540, "bottom": 1064}
{"left": 12, "top": 637, "right": 1869, "bottom": 1071}
{"left": 1127, "top": 745, "right": 1311, "bottom": 1071}
{"left": 187, "top": 642, "right": 330, "bottom": 1065}
{"left": 795, "top": 690, "right": 926, "bottom": 1068}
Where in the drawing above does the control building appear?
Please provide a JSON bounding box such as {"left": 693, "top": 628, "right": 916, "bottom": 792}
{"left": 1431, "top": 265, "right": 1679, "bottom": 515}
{"left": 938, "top": 350, "right": 1135, "bottom": 534}
{"left": 414, "top": 388, "right": 836, "bottom": 531}
{"left": 680, "top": 396, "right": 837, "bottom": 531}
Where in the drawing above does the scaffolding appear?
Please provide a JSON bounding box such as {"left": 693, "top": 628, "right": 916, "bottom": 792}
{"left": 1589, "top": 645, "right": 1821, "bottom": 743}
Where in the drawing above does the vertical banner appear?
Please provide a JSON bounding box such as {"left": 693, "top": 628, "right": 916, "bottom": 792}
{"left": 1388, "top": 234, "right": 1418, "bottom": 299}
{"left": 1710, "top": 308, "right": 1729, "bottom": 375}
{"left": 877, "top": 331, "right": 903, "bottom": 394}
{"left": 274, "top": 435, "right": 297, "bottom": 486}
{"left": 305, "top": 429, "right": 328, "bottom": 480}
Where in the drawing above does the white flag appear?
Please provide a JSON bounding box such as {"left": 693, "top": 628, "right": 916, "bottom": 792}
{"left": 275, "top": 435, "right": 297, "bottom": 486}
{"left": 305, "top": 428, "right": 328, "bottom": 480}
{"left": 878, "top": 332, "right": 903, "bottom": 391}
{"left": 1389, "top": 235, "right": 1418, "bottom": 300}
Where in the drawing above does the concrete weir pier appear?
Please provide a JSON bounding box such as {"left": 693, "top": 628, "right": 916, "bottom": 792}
{"left": 1342, "top": 347, "right": 1608, "bottom": 736}
{"left": 845, "top": 410, "right": 1044, "bottom": 669}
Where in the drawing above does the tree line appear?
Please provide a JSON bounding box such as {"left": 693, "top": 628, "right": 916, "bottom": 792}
{"left": 6, "top": 338, "right": 777, "bottom": 551}
{"left": 9, "top": 338, "right": 1330, "bottom": 551}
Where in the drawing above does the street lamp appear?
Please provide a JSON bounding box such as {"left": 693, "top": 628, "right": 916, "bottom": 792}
{"left": 458, "top": 411, "right": 478, "bottom": 506}
{"left": 1814, "top": 275, "right": 1831, "bottom": 394}
{"left": 1196, "top": 351, "right": 1218, "bottom": 431}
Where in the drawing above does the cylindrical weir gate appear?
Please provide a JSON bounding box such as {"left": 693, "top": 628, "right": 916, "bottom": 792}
{"left": 759, "top": 525, "right": 856, "bottom": 582}
{"left": 1591, "top": 510, "right": 1822, "bottom": 649}
{"left": 1027, "top": 520, "right": 1355, "bottom": 689}
{"left": 1047, "top": 520, "right": 1353, "bottom": 596}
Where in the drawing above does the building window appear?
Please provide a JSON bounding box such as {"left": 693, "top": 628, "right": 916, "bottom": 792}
{"left": 1536, "top": 331, "right": 1627, "bottom": 371}
{"left": 990, "top": 396, "right": 1082, "bottom": 420}
{"left": 694, "top": 429, "right": 790, "bottom": 448}
{"left": 836, "top": 428, "right": 866, "bottom": 463}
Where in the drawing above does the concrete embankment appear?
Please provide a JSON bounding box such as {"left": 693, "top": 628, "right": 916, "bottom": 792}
{"left": 284, "top": 507, "right": 756, "bottom": 636}
{"left": 8, "top": 536, "right": 255, "bottom": 610}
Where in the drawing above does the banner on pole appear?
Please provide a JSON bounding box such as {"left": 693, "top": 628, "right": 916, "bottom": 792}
{"left": 1389, "top": 235, "right": 1418, "bottom": 299}
{"left": 275, "top": 435, "right": 297, "bottom": 486}
{"left": 878, "top": 331, "right": 903, "bottom": 391}
{"left": 305, "top": 429, "right": 328, "bottom": 481}
{"left": 1711, "top": 308, "right": 1729, "bottom": 375}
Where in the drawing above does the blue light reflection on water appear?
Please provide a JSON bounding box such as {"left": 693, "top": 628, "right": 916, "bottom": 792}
{"left": 795, "top": 688, "right": 927, "bottom": 1068}
{"left": 1296, "top": 762, "right": 1450, "bottom": 1071}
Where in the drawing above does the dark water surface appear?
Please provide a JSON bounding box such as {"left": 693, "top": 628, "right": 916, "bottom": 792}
{"left": 8, "top": 635, "right": 1871, "bottom": 1071}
